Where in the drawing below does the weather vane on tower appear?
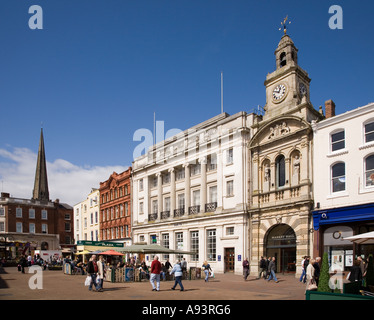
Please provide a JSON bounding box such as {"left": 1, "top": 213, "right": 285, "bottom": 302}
{"left": 279, "top": 16, "right": 291, "bottom": 35}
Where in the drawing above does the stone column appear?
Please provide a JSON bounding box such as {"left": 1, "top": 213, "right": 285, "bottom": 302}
{"left": 199, "top": 157, "right": 207, "bottom": 213}
{"left": 183, "top": 163, "right": 190, "bottom": 213}
{"left": 169, "top": 168, "right": 175, "bottom": 217}
{"left": 156, "top": 172, "right": 162, "bottom": 220}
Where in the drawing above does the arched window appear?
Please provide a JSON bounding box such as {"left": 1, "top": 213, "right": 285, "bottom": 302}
{"left": 280, "top": 52, "right": 287, "bottom": 67}
{"left": 331, "top": 162, "right": 345, "bottom": 193}
{"left": 365, "top": 155, "right": 374, "bottom": 187}
{"left": 276, "top": 155, "right": 286, "bottom": 188}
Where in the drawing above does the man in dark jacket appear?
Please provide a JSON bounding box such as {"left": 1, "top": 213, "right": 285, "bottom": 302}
{"left": 86, "top": 255, "right": 101, "bottom": 292}
{"left": 313, "top": 257, "right": 321, "bottom": 286}
{"left": 243, "top": 258, "right": 250, "bottom": 280}
{"left": 267, "top": 257, "right": 279, "bottom": 283}
{"left": 257, "top": 256, "right": 267, "bottom": 280}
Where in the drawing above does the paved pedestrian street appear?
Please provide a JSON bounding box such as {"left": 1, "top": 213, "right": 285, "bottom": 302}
{"left": 0, "top": 267, "right": 306, "bottom": 300}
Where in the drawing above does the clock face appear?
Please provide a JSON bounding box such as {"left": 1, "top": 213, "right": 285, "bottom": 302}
{"left": 299, "top": 82, "right": 307, "bottom": 96}
{"left": 272, "top": 84, "right": 287, "bottom": 101}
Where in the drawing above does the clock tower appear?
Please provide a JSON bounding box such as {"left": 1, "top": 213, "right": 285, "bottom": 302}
{"left": 263, "top": 34, "right": 316, "bottom": 121}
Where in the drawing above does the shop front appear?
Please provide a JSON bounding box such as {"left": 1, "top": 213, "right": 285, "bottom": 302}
{"left": 313, "top": 202, "right": 374, "bottom": 271}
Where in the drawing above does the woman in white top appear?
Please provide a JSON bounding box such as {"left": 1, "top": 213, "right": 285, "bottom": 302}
{"left": 305, "top": 258, "right": 316, "bottom": 291}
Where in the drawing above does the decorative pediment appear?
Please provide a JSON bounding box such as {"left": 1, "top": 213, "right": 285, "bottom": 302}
{"left": 268, "top": 122, "right": 291, "bottom": 140}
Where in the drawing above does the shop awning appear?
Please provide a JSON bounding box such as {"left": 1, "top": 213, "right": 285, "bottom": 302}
{"left": 344, "top": 231, "right": 374, "bottom": 244}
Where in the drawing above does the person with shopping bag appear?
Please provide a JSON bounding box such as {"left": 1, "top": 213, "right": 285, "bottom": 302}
{"left": 86, "top": 255, "right": 101, "bottom": 292}
{"left": 305, "top": 258, "right": 317, "bottom": 291}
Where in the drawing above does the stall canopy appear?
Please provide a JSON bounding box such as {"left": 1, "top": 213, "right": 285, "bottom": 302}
{"left": 344, "top": 231, "right": 374, "bottom": 244}
{"left": 100, "top": 250, "right": 124, "bottom": 256}
{"left": 76, "top": 250, "right": 91, "bottom": 255}
{"left": 119, "top": 244, "right": 195, "bottom": 255}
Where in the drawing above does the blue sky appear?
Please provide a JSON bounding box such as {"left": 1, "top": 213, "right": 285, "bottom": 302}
{"left": 1, "top": 0, "right": 374, "bottom": 204}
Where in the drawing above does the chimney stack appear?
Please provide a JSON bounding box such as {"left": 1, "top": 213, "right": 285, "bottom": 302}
{"left": 325, "top": 100, "right": 336, "bottom": 119}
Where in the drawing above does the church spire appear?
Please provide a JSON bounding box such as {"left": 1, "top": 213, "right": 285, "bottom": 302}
{"left": 32, "top": 128, "right": 50, "bottom": 202}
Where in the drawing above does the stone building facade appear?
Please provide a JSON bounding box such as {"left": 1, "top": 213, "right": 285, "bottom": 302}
{"left": 248, "top": 34, "right": 323, "bottom": 275}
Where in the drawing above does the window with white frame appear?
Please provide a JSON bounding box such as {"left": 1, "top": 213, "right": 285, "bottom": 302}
{"left": 139, "top": 179, "right": 144, "bottom": 191}
{"left": 192, "top": 190, "right": 200, "bottom": 206}
{"left": 365, "top": 155, "right": 374, "bottom": 187}
{"left": 0, "top": 222, "right": 4, "bottom": 232}
{"left": 226, "top": 148, "right": 233, "bottom": 164}
{"left": 42, "top": 224, "right": 48, "bottom": 234}
{"left": 331, "top": 162, "right": 346, "bottom": 193}
{"left": 139, "top": 202, "right": 144, "bottom": 214}
{"left": 331, "top": 130, "right": 345, "bottom": 152}
{"left": 190, "top": 231, "right": 199, "bottom": 262}
{"left": 16, "top": 222, "right": 22, "bottom": 233}
{"left": 0, "top": 207, "right": 4, "bottom": 216}
{"left": 41, "top": 210, "right": 47, "bottom": 220}
{"left": 178, "top": 194, "right": 185, "bottom": 209}
{"left": 190, "top": 163, "right": 201, "bottom": 176}
{"left": 16, "top": 208, "right": 22, "bottom": 218}
{"left": 152, "top": 199, "right": 158, "bottom": 214}
{"left": 29, "top": 209, "right": 35, "bottom": 219}
{"left": 365, "top": 121, "right": 374, "bottom": 143}
{"left": 162, "top": 233, "right": 170, "bottom": 260}
{"left": 29, "top": 223, "right": 35, "bottom": 234}
{"left": 226, "top": 180, "right": 234, "bottom": 197}
{"left": 176, "top": 168, "right": 185, "bottom": 181}
{"left": 175, "top": 232, "right": 184, "bottom": 260}
{"left": 164, "top": 197, "right": 170, "bottom": 211}
{"left": 209, "top": 185, "right": 217, "bottom": 203}
{"left": 207, "top": 229, "right": 216, "bottom": 261}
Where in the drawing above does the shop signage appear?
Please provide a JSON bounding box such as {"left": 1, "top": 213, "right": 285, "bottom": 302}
{"left": 76, "top": 240, "right": 124, "bottom": 248}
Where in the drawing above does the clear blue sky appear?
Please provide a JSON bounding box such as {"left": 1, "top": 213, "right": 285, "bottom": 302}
{"left": 1, "top": 0, "right": 374, "bottom": 201}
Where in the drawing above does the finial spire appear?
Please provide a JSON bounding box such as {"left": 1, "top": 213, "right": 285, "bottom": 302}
{"left": 32, "top": 128, "right": 50, "bottom": 202}
{"left": 279, "top": 15, "right": 291, "bottom": 35}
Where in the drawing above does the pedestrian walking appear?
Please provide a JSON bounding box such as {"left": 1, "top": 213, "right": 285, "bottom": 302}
{"left": 299, "top": 256, "right": 306, "bottom": 283}
{"left": 86, "top": 255, "right": 101, "bottom": 292}
{"left": 170, "top": 260, "right": 185, "bottom": 291}
{"left": 313, "top": 257, "right": 321, "bottom": 286}
{"left": 267, "top": 257, "right": 279, "bottom": 283}
{"left": 242, "top": 257, "right": 250, "bottom": 280}
{"left": 202, "top": 261, "right": 212, "bottom": 282}
{"left": 181, "top": 258, "right": 187, "bottom": 273}
{"left": 165, "top": 259, "right": 172, "bottom": 270}
{"left": 97, "top": 255, "right": 105, "bottom": 291}
{"left": 150, "top": 256, "right": 162, "bottom": 292}
{"left": 305, "top": 258, "right": 317, "bottom": 291}
{"left": 257, "top": 256, "right": 267, "bottom": 280}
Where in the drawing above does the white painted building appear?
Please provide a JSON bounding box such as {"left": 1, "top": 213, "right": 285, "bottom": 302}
{"left": 131, "top": 112, "right": 255, "bottom": 273}
{"left": 74, "top": 188, "right": 100, "bottom": 243}
{"left": 312, "top": 102, "right": 374, "bottom": 267}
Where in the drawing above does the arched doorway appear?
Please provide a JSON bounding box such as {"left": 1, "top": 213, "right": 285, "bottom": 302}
{"left": 265, "top": 224, "right": 297, "bottom": 273}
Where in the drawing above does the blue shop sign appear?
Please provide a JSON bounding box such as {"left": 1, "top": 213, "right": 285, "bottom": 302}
{"left": 312, "top": 202, "right": 374, "bottom": 230}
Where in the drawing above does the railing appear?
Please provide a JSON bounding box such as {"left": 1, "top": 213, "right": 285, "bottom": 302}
{"left": 148, "top": 213, "right": 158, "bottom": 221}
{"left": 188, "top": 205, "right": 200, "bottom": 215}
{"left": 205, "top": 202, "right": 217, "bottom": 213}
{"left": 160, "top": 211, "right": 170, "bottom": 219}
{"left": 174, "top": 208, "right": 185, "bottom": 218}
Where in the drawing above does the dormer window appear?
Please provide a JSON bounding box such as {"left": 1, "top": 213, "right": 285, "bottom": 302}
{"left": 280, "top": 52, "right": 287, "bottom": 67}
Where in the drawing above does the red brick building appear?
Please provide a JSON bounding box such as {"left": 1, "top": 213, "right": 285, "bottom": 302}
{"left": 0, "top": 129, "right": 74, "bottom": 259}
{"left": 99, "top": 168, "right": 132, "bottom": 246}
